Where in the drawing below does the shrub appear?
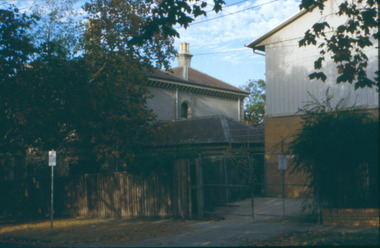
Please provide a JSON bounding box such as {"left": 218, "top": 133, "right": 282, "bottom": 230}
{"left": 289, "top": 90, "right": 379, "bottom": 208}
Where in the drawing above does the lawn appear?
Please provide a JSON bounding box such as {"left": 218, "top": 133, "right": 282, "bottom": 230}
{"left": 0, "top": 217, "right": 191, "bottom": 247}
{"left": 1, "top": 217, "right": 379, "bottom": 247}
{"left": 255, "top": 230, "right": 379, "bottom": 246}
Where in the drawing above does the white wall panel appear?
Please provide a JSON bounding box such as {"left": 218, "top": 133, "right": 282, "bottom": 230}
{"left": 262, "top": 0, "right": 378, "bottom": 117}
{"left": 147, "top": 86, "right": 240, "bottom": 121}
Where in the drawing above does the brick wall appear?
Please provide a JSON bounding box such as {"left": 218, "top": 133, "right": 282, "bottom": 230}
{"left": 264, "top": 114, "right": 308, "bottom": 197}
{"left": 264, "top": 108, "right": 379, "bottom": 198}
{"left": 323, "top": 209, "right": 379, "bottom": 227}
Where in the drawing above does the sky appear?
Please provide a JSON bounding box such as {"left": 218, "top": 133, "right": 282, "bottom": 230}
{"left": 1, "top": 0, "right": 301, "bottom": 88}
{"left": 171, "top": 0, "right": 301, "bottom": 88}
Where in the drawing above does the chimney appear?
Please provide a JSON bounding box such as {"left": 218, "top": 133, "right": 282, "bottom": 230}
{"left": 176, "top": 42, "right": 193, "bottom": 80}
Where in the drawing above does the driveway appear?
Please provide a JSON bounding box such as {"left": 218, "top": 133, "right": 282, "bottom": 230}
{"left": 81, "top": 197, "right": 378, "bottom": 247}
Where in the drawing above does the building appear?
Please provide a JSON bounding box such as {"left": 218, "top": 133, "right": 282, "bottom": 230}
{"left": 245, "top": 0, "right": 378, "bottom": 197}
{"left": 146, "top": 43, "right": 249, "bottom": 121}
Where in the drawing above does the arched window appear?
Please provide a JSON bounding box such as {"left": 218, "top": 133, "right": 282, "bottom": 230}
{"left": 181, "top": 102, "right": 189, "bottom": 119}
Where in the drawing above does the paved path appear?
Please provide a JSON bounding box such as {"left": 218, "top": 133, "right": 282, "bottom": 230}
{"left": 82, "top": 198, "right": 378, "bottom": 247}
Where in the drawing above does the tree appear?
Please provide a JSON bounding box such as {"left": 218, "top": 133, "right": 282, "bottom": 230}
{"left": 241, "top": 79, "right": 265, "bottom": 124}
{"left": 83, "top": 0, "right": 225, "bottom": 70}
{"left": 289, "top": 90, "right": 379, "bottom": 209}
{"left": 0, "top": 1, "right": 228, "bottom": 176}
{"left": 299, "top": 0, "right": 378, "bottom": 89}
{"left": 81, "top": 0, "right": 226, "bottom": 170}
{"left": 0, "top": 7, "right": 37, "bottom": 152}
{"left": 29, "top": 0, "right": 85, "bottom": 58}
{"left": 0, "top": 7, "right": 37, "bottom": 79}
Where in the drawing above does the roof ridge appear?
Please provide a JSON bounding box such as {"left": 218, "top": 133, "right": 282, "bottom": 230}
{"left": 170, "top": 67, "right": 248, "bottom": 94}
{"left": 220, "top": 115, "right": 231, "bottom": 143}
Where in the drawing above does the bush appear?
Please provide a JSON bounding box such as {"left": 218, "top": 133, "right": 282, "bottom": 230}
{"left": 289, "top": 91, "right": 379, "bottom": 208}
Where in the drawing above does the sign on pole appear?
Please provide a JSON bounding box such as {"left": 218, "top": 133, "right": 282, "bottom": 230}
{"left": 49, "top": 150, "right": 56, "bottom": 166}
{"left": 278, "top": 155, "right": 287, "bottom": 170}
{"left": 49, "top": 150, "right": 56, "bottom": 234}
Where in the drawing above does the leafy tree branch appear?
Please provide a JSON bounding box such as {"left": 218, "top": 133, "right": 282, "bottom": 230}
{"left": 299, "top": 0, "right": 378, "bottom": 89}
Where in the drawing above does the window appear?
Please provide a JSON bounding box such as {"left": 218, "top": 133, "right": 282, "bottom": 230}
{"left": 181, "top": 102, "right": 189, "bottom": 119}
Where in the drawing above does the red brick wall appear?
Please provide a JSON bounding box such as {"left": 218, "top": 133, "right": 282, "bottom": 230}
{"left": 323, "top": 209, "right": 379, "bottom": 227}
{"left": 264, "top": 108, "right": 379, "bottom": 198}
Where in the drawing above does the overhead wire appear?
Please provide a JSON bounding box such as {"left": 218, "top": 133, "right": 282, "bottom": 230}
{"left": 193, "top": 48, "right": 251, "bottom": 56}
{"left": 189, "top": 0, "right": 281, "bottom": 26}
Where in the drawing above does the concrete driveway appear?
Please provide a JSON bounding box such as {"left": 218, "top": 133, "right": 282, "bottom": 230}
{"left": 84, "top": 197, "right": 378, "bottom": 247}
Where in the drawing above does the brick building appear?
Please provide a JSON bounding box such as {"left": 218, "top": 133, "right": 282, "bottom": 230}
{"left": 246, "top": 0, "right": 378, "bottom": 197}
{"left": 146, "top": 43, "right": 249, "bottom": 121}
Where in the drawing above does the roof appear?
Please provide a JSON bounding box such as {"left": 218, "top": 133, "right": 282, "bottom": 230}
{"left": 171, "top": 67, "right": 247, "bottom": 94}
{"left": 156, "top": 115, "right": 264, "bottom": 146}
{"left": 145, "top": 68, "right": 188, "bottom": 84}
{"left": 245, "top": 9, "right": 307, "bottom": 51}
{"left": 146, "top": 67, "right": 248, "bottom": 95}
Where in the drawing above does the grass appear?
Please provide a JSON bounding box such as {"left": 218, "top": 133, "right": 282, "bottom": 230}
{"left": 255, "top": 230, "right": 379, "bottom": 246}
{"left": 1, "top": 217, "right": 379, "bottom": 247}
{"left": 0, "top": 217, "right": 191, "bottom": 247}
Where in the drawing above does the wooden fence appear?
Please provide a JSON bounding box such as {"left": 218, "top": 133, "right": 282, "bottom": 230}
{"left": 0, "top": 159, "right": 199, "bottom": 219}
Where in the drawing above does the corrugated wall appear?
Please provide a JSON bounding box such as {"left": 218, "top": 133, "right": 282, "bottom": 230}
{"left": 263, "top": 0, "right": 378, "bottom": 117}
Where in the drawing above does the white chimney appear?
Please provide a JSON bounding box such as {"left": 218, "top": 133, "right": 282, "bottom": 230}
{"left": 176, "top": 42, "right": 193, "bottom": 80}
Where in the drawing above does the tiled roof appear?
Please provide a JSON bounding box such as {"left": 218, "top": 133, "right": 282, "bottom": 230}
{"left": 171, "top": 67, "right": 247, "bottom": 94}
{"left": 146, "top": 68, "right": 248, "bottom": 95}
{"left": 145, "top": 68, "right": 188, "bottom": 84}
{"left": 156, "top": 115, "right": 264, "bottom": 146}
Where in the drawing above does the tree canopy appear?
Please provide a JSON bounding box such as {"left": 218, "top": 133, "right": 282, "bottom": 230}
{"left": 0, "top": 0, "right": 226, "bottom": 177}
{"left": 241, "top": 79, "right": 266, "bottom": 124}
{"left": 299, "top": 0, "right": 378, "bottom": 89}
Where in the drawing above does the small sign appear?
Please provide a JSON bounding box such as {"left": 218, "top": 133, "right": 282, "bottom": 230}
{"left": 49, "top": 150, "right": 56, "bottom": 166}
{"left": 278, "top": 155, "right": 287, "bottom": 170}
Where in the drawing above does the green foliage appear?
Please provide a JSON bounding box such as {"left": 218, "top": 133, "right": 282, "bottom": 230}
{"left": 29, "top": 0, "right": 85, "bottom": 58}
{"left": 240, "top": 79, "right": 265, "bottom": 124}
{"left": 289, "top": 90, "right": 379, "bottom": 208}
{"left": 83, "top": 0, "right": 225, "bottom": 70}
{"left": 0, "top": 7, "right": 37, "bottom": 79}
{"left": 0, "top": 1, "right": 227, "bottom": 178}
{"left": 299, "top": 0, "right": 378, "bottom": 89}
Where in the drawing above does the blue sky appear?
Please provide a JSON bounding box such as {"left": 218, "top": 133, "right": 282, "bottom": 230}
{"left": 172, "top": 0, "right": 301, "bottom": 88}
{"left": 1, "top": 0, "right": 301, "bottom": 88}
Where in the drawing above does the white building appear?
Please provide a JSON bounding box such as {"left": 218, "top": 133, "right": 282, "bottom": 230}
{"left": 146, "top": 43, "right": 248, "bottom": 121}
{"left": 246, "top": 0, "right": 378, "bottom": 197}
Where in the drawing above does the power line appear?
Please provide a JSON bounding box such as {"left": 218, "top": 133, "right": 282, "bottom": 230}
{"left": 206, "top": 0, "right": 252, "bottom": 14}
{"left": 190, "top": 0, "right": 281, "bottom": 26}
{"left": 193, "top": 49, "right": 250, "bottom": 56}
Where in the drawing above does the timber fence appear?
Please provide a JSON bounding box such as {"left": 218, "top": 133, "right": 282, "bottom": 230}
{"left": 0, "top": 161, "right": 195, "bottom": 219}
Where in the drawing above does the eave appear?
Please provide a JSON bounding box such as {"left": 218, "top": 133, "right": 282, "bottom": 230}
{"left": 147, "top": 77, "right": 249, "bottom": 100}
{"left": 245, "top": 9, "right": 308, "bottom": 52}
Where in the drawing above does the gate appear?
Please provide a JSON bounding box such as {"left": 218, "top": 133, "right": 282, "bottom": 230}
{"left": 200, "top": 154, "right": 264, "bottom": 218}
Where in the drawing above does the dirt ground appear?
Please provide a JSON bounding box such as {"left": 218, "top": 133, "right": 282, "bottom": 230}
{"left": 0, "top": 217, "right": 191, "bottom": 247}
{"left": 1, "top": 198, "right": 378, "bottom": 247}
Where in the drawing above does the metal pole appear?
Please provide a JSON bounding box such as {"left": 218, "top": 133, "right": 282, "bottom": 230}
{"left": 282, "top": 170, "right": 285, "bottom": 217}
{"left": 198, "top": 153, "right": 204, "bottom": 219}
{"left": 224, "top": 158, "right": 229, "bottom": 212}
{"left": 263, "top": 154, "right": 267, "bottom": 196}
{"left": 280, "top": 143, "right": 285, "bottom": 217}
{"left": 51, "top": 165, "right": 54, "bottom": 234}
{"left": 250, "top": 156, "right": 255, "bottom": 220}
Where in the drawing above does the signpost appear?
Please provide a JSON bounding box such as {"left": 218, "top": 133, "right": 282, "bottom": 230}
{"left": 49, "top": 150, "right": 56, "bottom": 234}
{"left": 278, "top": 155, "right": 287, "bottom": 170}
{"left": 278, "top": 155, "right": 287, "bottom": 216}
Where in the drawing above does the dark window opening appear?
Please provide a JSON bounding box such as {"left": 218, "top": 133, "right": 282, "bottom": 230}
{"left": 181, "top": 102, "right": 189, "bottom": 119}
